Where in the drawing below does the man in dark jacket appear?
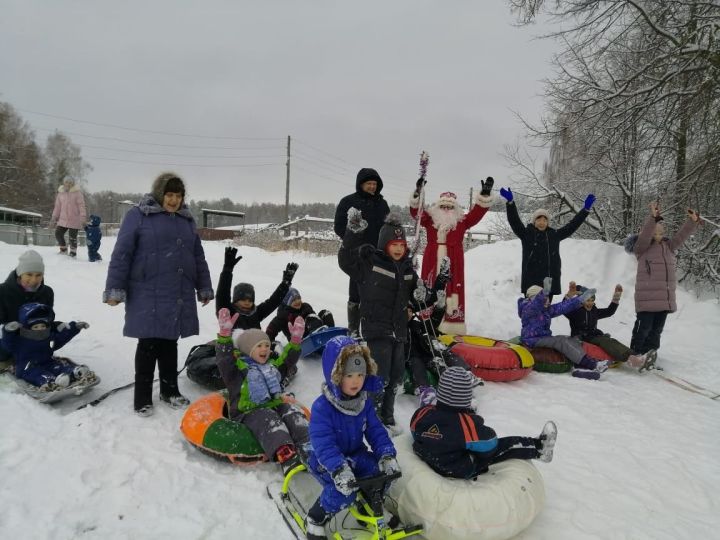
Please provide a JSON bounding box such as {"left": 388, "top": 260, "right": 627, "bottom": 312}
{"left": 333, "top": 168, "right": 390, "bottom": 337}
{"left": 499, "top": 187, "right": 594, "bottom": 297}
{"left": 0, "top": 250, "right": 54, "bottom": 368}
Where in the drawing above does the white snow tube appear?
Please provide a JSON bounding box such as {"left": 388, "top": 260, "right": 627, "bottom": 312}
{"left": 387, "top": 435, "right": 545, "bottom": 540}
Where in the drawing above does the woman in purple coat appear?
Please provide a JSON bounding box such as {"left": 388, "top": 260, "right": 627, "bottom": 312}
{"left": 103, "top": 173, "right": 214, "bottom": 416}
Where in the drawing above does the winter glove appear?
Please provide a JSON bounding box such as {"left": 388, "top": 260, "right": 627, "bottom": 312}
{"left": 3, "top": 321, "right": 21, "bottom": 332}
{"left": 542, "top": 277, "right": 553, "bottom": 295}
{"left": 414, "top": 177, "right": 427, "bottom": 197}
{"left": 223, "top": 246, "right": 243, "bottom": 271}
{"left": 413, "top": 279, "right": 428, "bottom": 305}
{"left": 480, "top": 176, "right": 494, "bottom": 196}
{"left": 578, "top": 288, "right": 597, "bottom": 303}
{"left": 583, "top": 194, "right": 596, "bottom": 211}
{"left": 347, "top": 207, "right": 368, "bottom": 234}
{"left": 378, "top": 455, "right": 401, "bottom": 476}
{"left": 288, "top": 316, "right": 306, "bottom": 345}
{"left": 612, "top": 284, "right": 623, "bottom": 303}
{"left": 332, "top": 463, "right": 357, "bottom": 497}
{"left": 566, "top": 281, "right": 578, "bottom": 299}
{"left": 282, "top": 262, "right": 299, "bottom": 285}
{"left": 434, "top": 256, "right": 451, "bottom": 291}
{"left": 75, "top": 321, "right": 90, "bottom": 330}
{"left": 218, "top": 308, "right": 239, "bottom": 337}
{"left": 435, "top": 290, "right": 447, "bottom": 310}
{"left": 499, "top": 187, "right": 513, "bottom": 202}
{"left": 358, "top": 244, "right": 375, "bottom": 259}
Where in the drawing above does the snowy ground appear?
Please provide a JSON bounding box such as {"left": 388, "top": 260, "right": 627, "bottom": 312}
{"left": 1, "top": 236, "right": 718, "bottom": 540}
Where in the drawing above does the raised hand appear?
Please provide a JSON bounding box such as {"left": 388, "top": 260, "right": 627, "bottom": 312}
{"left": 223, "top": 246, "right": 243, "bottom": 271}
{"left": 347, "top": 207, "right": 368, "bottom": 233}
{"left": 288, "top": 316, "right": 306, "bottom": 345}
{"left": 434, "top": 256, "right": 451, "bottom": 290}
{"left": 566, "top": 281, "right": 578, "bottom": 298}
{"left": 414, "top": 177, "right": 427, "bottom": 197}
{"left": 687, "top": 209, "right": 700, "bottom": 223}
{"left": 542, "top": 277, "right": 553, "bottom": 295}
{"left": 650, "top": 201, "right": 660, "bottom": 218}
{"left": 282, "top": 262, "right": 299, "bottom": 285}
{"left": 480, "top": 176, "right": 494, "bottom": 196}
{"left": 218, "top": 308, "right": 239, "bottom": 337}
{"left": 583, "top": 194, "right": 596, "bottom": 211}
{"left": 612, "top": 284, "right": 623, "bottom": 303}
{"left": 499, "top": 187, "right": 513, "bottom": 202}
{"left": 435, "top": 290, "right": 447, "bottom": 309}
{"left": 413, "top": 278, "right": 428, "bottom": 304}
{"left": 75, "top": 321, "right": 90, "bottom": 330}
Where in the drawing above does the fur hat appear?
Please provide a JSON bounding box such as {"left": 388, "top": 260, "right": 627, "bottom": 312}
{"left": 437, "top": 366, "right": 474, "bottom": 409}
{"left": 376, "top": 213, "right": 407, "bottom": 251}
{"left": 283, "top": 287, "right": 301, "bottom": 307}
{"left": 16, "top": 250, "right": 45, "bottom": 275}
{"left": 532, "top": 208, "right": 550, "bottom": 223}
{"left": 232, "top": 283, "right": 255, "bottom": 303}
{"left": 151, "top": 172, "right": 186, "bottom": 204}
{"left": 437, "top": 191, "right": 458, "bottom": 208}
{"left": 329, "top": 342, "right": 377, "bottom": 388}
{"left": 233, "top": 328, "right": 270, "bottom": 356}
{"left": 526, "top": 285, "right": 543, "bottom": 299}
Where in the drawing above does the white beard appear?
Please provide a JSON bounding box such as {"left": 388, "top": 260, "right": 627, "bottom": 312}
{"left": 426, "top": 204, "right": 464, "bottom": 232}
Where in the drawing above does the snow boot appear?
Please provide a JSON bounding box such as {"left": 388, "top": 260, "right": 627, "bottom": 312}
{"left": 537, "top": 421, "right": 558, "bottom": 463}
{"left": 73, "top": 365, "right": 91, "bottom": 380}
{"left": 470, "top": 373, "right": 484, "bottom": 387}
{"left": 276, "top": 445, "right": 301, "bottom": 476}
{"left": 54, "top": 373, "right": 71, "bottom": 388}
{"left": 318, "top": 309, "right": 335, "bottom": 328}
{"left": 160, "top": 393, "right": 190, "bottom": 409}
{"left": 135, "top": 404, "right": 154, "bottom": 417}
{"left": 305, "top": 500, "right": 330, "bottom": 540}
{"left": 638, "top": 349, "right": 658, "bottom": 372}
{"left": 383, "top": 418, "right": 404, "bottom": 437}
{"left": 58, "top": 246, "right": 68, "bottom": 255}
{"left": 626, "top": 354, "right": 645, "bottom": 368}
{"left": 571, "top": 368, "right": 600, "bottom": 381}
{"left": 68, "top": 248, "right": 77, "bottom": 258}
{"left": 347, "top": 302, "right": 361, "bottom": 338}
{"left": 418, "top": 386, "right": 437, "bottom": 407}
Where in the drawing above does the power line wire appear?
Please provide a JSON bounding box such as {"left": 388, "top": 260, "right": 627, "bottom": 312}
{"left": 84, "top": 155, "right": 282, "bottom": 168}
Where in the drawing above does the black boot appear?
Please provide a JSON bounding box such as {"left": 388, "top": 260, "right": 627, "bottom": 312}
{"left": 134, "top": 339, "right": 157, "bottom": 413}
{"left": 319, "top": 309, "right": 335, "bottom": 327}
{"left": 157, "top": 339, "right": 189, "bottom": 408}
{"left": 305, "top": 499, "right": 330, "bottom": 540}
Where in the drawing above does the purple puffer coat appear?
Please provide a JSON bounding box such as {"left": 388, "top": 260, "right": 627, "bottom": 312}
{"left": 633, "top": 214, "right": 699, "bottom": 313}
{"left": 518, "top": 291, "right": 582, "bottom": 347}
{"left": 103, "top": 195, "right": 214, "bottom": 339}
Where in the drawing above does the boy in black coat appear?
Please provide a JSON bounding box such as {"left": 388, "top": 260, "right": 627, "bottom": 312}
{"left": 411, "top": 367, "right": 557, "bottom": 479}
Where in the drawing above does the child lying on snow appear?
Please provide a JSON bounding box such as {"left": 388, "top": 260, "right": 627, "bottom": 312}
{"left": 519, "top": 277, "right": 609, "bottom": 380}
{"left": 215, "top": 308, "right": 309, "bottom": 474}
{"left": 411, "top": 367, "right": 557, "bottom": 479}
{"left": 564, "top": 282, "right": 657, "bottom": 370}
{"left": 303, "top": 335, "right": 400, "bottom": 540}
{"left": 1, "top": 302, "right": 92, "bottom": 389}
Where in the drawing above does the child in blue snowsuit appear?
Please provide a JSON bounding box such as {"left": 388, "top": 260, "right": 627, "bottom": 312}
{"left": 304, "top": 335, "right": 400, "bottom": 540}
{"left": 519, "top": 278, "right": 607, "bottom": 379}
{"left": 1, "top": 303, "right": 90, "bottom": 389}
{"left": 84, "top": 214, "right": 102, "bottom": 262}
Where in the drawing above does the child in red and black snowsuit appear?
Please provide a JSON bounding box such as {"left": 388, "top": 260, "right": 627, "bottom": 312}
{"left": 411, "top": 367, "right": 557, "bottom": 479}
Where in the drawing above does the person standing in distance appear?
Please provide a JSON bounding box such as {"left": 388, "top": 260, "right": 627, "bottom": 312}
{"left": 333, "top": 168, "right": 390, "bottom": 337}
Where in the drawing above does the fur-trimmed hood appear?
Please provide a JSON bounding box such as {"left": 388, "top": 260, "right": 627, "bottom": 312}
{"left": 151, "top": 172, "right": 186, "bottom": 205}
{"left": 320, "top": 335, "right": 382, "bottom": 398}
{"left": 57, "top": 183, "right": 82, "bottom": 193}
{"left": 136, "top": 194, "right": 194, "bottom": 220}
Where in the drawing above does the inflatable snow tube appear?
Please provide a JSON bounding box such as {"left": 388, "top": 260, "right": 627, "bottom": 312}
{"left": 181, "top": 392, "right": 266, "bottom": 464}
{"left": 531, "top": 342, "right": 614, "bottom": 373}
{"left": 438, "top": 335, "right": 534, "bottom": 382}
{"left": 387, "top": 435, "right": 545, "bottom": 540}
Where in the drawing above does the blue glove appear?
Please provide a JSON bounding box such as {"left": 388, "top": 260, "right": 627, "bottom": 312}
{"left": 583, "top": 194, "right": 596, "bottom": 211}
{"left": 499, "top": 187, "right": 513, "bottom": 202}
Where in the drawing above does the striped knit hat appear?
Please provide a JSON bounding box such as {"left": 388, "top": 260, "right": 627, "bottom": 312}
{"left": 436, "top": 366, "right": 474, "bottom": 409}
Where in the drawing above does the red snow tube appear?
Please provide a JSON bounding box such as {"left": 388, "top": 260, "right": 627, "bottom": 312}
{"left": 532, "top": 342, "right": 614, "bottom": 373}
{"left": 439, "top": 335, "right": 534, "bottom": 382}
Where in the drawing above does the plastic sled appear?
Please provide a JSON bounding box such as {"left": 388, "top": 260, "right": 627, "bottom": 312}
{"left": 15, "top": 358, "right": 101, "bottom": 404}
{"left": 300, "top": 327, "right": 349, "bottom": 358}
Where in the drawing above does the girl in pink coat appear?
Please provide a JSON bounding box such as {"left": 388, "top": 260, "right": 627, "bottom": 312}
{"left": 51, "top": 178, "right": 87, "bottom": 258}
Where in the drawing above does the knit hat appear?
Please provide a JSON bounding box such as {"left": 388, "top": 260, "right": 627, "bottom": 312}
{"left": 233, "top": 328, "right": 271, "bottom": 356}
{"left": 19, "top": 303, "right": 54, "bottom": 327}
{"left": 16, "top": 250, "right": 45, "bottom": 275}
{"left": 436, "top": 366, "right": 474, "bottom": 409}
{"left": 151, "top": 172, "right": 186, "bottom": 204}
{"left": 283, "top": 287, "right": 301, "bottom": 307}
{"left": 532, "top": 208, "right": 550, "bottom": 223}
{"left": 526, "top": 285, "right": 543, "bottom": 299}
{"left": 377, "top": 213, "right": 407, "bottom": 251}
{"left": 343, "top": 352, "right": 367, "bottom": 377}
{"left": 576, "top": 285, "right": 595, "bottom": 299}
{"left": 437, "top": 191, "right": 458, "bottom": 208}
{"left": 232, "top": 283, "right": 255, "bottom": 303}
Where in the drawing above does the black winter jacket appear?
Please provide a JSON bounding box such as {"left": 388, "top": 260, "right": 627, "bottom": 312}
{"left": 405, "top": 305, "right": 445, "bottom": 361}
{"left": 215, "top": 269, "right": 289, "bottom": 330}
{"left": 0, "top": 271, "right": 55, "bottom": 362}
{"left": 333, "top": 177, "right": 390, "bottom": 246}
{"left": 506, "top": 202, "right": 589, "bottom": 295}
{"left": 564, "top": 302, "right": 618, "bottom": 339}
{"left": 265, "top": 302, "right": 316, "bottom": 341}
{"left": 338, "top": 229, "right": 418, "bottom": 342}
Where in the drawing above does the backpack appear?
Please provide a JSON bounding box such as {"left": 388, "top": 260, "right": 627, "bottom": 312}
{"left": 184, "top": 341, "right": 225, "bottom": 390}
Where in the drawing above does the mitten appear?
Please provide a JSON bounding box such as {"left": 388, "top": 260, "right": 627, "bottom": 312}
{"left": 3, "top": 321, "right": 21, "bottom": 332}
{"left": 413, "top": 279, "right": 428, "bottom": 304}
{"left": 435, "top": 290, "right": 447, "bottom": 309}
{"left": 288, "top": 316, "right": 306, "bottom": 345}
{"left": 578, "top": 288, "right": 597, "bottom": 303}
{"left": 75, "top": 321, "right": 90, "bottom": 330}
{"left": 282, "top": 262, "right": 299, "bottom": 285}
{"left": 584, "top": 194, "right": 596, "bottom": 211}
{"left": 499, "top": 187, "right": 513, "bottom": 202}
{"left": 358, "top": 244, "right": 375, "bottom": 259}
{"left": 332, "top": 463, "right": 357, "bottom": 496}
{"left": 480, "top": 176, "right": 494, "bottom": 196}
{"left": 434, "top": 256, "right": 451, "bottom": 290}
{"left": 566, "top": 281, "right": 578, "bottom": 298}
{"left": 378, "top": 455, "right": 401, "bottom": 476}
{"left": 217, "top": 308, "right": 239, "bottom": 337}
{"left": 223, "top": 246, "right": 242, "bottom": 271}
{"left": 543, "top": 277, "right": 553, "bottom": 295}
{"left": 612, "top": 284, "right": 623, "bottom": 303}
{"left": 346, "top": 207, "right": 368, "bottom": 233}
{"left": 414, "top": 177, "right": 427, "bottom": 197}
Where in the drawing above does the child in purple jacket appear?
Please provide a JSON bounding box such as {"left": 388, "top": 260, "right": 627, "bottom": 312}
{"left": 519, "top": 277, "right": 608, "bottom": 380}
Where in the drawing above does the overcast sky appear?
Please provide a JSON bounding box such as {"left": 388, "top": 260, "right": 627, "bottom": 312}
{"left": 1, "top": 1, "right": 559, "bottom": 207}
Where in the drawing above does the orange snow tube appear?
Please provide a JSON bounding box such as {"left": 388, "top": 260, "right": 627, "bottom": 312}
{"left": 438, "top": 335, "right": 534, "bottom": 382}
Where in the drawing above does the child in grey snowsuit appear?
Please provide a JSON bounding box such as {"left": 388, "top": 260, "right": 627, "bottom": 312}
{"left": 215, "top": 308, "right": 309, "bottom": 472}
{"left": 519, "top": 278, "right": 609, "bottom": 380}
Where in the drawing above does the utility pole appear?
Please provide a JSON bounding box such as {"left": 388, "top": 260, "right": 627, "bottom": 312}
{"left": 285, "top": 135, "right": 291, "bottom": 225}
